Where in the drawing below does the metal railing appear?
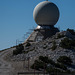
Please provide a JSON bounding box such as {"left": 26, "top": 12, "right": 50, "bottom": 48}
{"left": 17, "top": 71, "right": 48, "bottom": 75}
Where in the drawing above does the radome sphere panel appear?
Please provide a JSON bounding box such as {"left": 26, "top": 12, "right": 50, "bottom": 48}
{"left": 33, "top": 1, "right": 59, "bottom": 26}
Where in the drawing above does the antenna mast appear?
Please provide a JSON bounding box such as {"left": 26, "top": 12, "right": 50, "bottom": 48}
{"left": 46, "top": 0, "right": 48, "bottom": 1}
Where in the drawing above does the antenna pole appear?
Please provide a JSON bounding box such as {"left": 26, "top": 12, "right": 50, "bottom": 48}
{"left": 46, "top": 0, "right": 48, "bottom": 1}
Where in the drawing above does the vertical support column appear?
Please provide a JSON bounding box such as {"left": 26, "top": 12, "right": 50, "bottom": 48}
{"left": 44, "top": 63, "right": 46, "bottom": 75}
{"left": 23, "top": 58, "right": 25, "bottom": 68}
{"left": 34, "top": 64, "right": 35, "bottom": 75}
{"left": 28, "top": 57, "right": 30, "bottom": 71}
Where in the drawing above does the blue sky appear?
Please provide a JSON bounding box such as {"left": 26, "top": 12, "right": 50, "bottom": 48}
{"left": 0, "top": 0, "right": 75, "bottom": 50}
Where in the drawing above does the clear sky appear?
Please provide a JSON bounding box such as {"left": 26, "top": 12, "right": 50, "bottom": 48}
{"left": 0, "top": 0, "right": 75, "bottom": 50}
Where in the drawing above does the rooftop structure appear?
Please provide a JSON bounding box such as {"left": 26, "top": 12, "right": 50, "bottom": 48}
{"left": 33, "top": 1, "right": 59, "bottom": 26}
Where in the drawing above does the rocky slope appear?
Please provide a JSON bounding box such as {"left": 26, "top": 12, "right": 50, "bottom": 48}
{"left": 0, "top": 47, "right": 16, "bottom": 75}
{"left": 11, "top": 30, "right": 75, "bottom": 72}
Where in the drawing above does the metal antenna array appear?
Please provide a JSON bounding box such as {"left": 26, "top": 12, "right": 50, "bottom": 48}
{"left": 16, "top": 26, "right": 35, "bottom": 46}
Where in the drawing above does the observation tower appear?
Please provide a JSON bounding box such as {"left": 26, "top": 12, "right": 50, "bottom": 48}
{"left": 27, "top": 0, "right": 60, "bottom": 42}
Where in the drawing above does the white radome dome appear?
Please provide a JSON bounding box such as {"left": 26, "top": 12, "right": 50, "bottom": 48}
{"left": 33, "top": 1, "right": 59, "bottom": 26}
